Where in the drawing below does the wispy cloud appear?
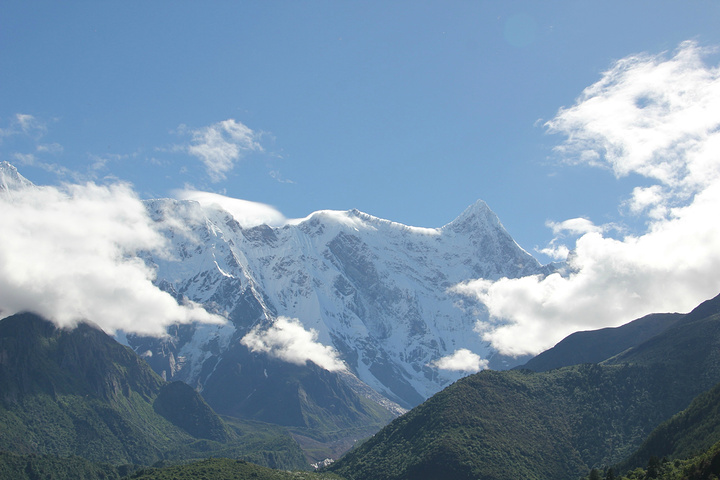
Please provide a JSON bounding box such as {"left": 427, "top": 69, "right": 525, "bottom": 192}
{"left": 0, "top": 177, "right": 225, "bottom": 335}
{"left": 269, "top": 169, "right": 295, "bottom": 184}
{"left": 455, "top": 41, "right": 720, "bottom": 356}
{"left": 177, "top": 119, "right": 263, "bottom": 182}
{"left": 12, "top": 152, "right": 75, "bottom": 179}
{"left": 0, "top": 113, "right": 47, "bottom": 141}
{"left": 241, "top": 317, "right": 346, "bottom": 371}
{"left": 0, "top": 114, "right": 76, "bottom": 182}
{"left": 430, "top": 349, "right": 488, "bottom": 373}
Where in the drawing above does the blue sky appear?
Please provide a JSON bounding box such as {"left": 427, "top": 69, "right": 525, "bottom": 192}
{"left": 3, "top": 2, "right": 720, "bottom": 351}
{"left": 2, "top": 1, "right": 717, "bottom": 258}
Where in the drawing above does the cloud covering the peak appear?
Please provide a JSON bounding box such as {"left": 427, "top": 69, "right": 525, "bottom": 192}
{"left": 456, "top": 41, "right": 720, "bottom": 356}
{"left": 0, "top": 179, "right": 225, "bottom": 335}
{"left": 174, "top": 189, "right": 286, "bottom": 227}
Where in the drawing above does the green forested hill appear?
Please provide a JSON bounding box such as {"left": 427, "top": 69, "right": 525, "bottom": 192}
{"left": 616, "top": 379, "right": 720, "bottom": 473}
{"left": 583, "top": 440, "right": 720, "bottom": 480}
{"left": 328, "top": 294, "right": 720, "bottom": 480}
{"left": 329, "top": 365, "right": 685, "bottom": 480}
{"left": 0, "top": 313, "right": 307, "bottom": 469}
{"left": 0, "top": 451, "right": 124, "bottom": 480}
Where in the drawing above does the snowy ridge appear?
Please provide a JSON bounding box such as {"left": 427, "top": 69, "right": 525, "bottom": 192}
{"left": 135, "top": 196, "right": 548, "bottom": 407}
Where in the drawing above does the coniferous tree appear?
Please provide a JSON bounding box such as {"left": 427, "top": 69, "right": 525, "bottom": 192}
{"left": 605, "top": 467, "right": 616, "bottom": 480}
{"left": 646, "top": 456, "right": 660, "bottom": 479}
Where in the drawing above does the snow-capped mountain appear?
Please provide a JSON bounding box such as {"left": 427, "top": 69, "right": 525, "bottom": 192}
{"left": 0, "top": 160, "right": 551, "bottom": 411}
{"left": 133, "top": 196, "right": 549, "bottom": 408}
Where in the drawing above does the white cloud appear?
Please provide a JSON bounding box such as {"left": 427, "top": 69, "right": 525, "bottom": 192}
{"left": 547, "top": 217, "right": 603, "bottom": 236}
{"left": 430, "top": 349, "right": 488, "bottom": 373}
{"left": 0, "top": 180, "right": 225, "bottom": 336}
{"left": 455, "top": 41, "right": 720, "bottom": 356}
{"left": 174, "top": 189, "right": 286, "bottom": 228}
{"left": 241, "top": 317, "right": 346, "bottom": 372}
{"left": 178, "top": 119, "right": 263, "bottom": 182}
{"left": 547, "top": 40, "right": 720, "bottom": 210}
{"left": 537, "top": 218, "right": 604, "bottom": 261}
{"left": 626, "top": 185, "right": 665, "bottom": 218}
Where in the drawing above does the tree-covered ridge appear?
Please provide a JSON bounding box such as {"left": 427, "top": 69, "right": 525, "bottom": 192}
{"left": 583, "top": 440, "right": 720, "bottom": 480}
{"left": 614, "top": 377, "right": 720, "bottom": 473}
{"left": 329, "top": 365, "right": 687, "bottom": 480}
{"left": 0, "top": 451, "right": 124, "bottom": 480}
{"left": 328, "top": 294, "right": 720, "bottom": 480}
{"left": 0, "top": 313, "right": 308, "bottom": 470}
{"left": 520, "top": 312, "right": 683, "bottom": 372}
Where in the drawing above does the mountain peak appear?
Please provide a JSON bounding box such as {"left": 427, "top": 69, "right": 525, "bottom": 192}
{"left": 0, "top": 161, "right": 34, "bottom": 194}
{"left": 442, "top": 199, "right": 501, "bottom": 234}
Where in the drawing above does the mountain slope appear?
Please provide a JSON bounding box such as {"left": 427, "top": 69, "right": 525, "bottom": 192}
{"left": 199, "top": 340, "right": 397, "bottom": 463}
{"left": 329, "top": 364, "right": 688, "bottom": 480}
{"left": 617, "top": 380, "right": 720, "bottom": 473}
{"left": 0, "top": 312, "right": 306, "bottom": 469}
{"left": 0, "top": 451, "right": 125, "bottom": 480}
{"left": 604, "top": 294, "right": 720, "bottom": 375}
{"left": 520, "top": 312, "right": 683, "bottom": 372}
{"left": 328, "top": 293, "right": 720, "bottom": 480}
{"left": 127, "top": 458, "right": 345, "bottom": 480}
{"left": 606, "top": 295, "right": 720, "bottom": 473}
{"left": 580, "top": 440, "right": 720, "bottom": 480}
{"left": 200, "top": 339, "right": 395, "bottom": 431}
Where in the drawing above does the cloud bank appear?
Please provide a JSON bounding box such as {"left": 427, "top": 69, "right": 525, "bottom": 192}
{"left": 0, "top": 178, "right": 225, "bottom": 335}
{"left": 456, "top": 41, "right": 720, "bottom": 356}
{"left": 430, "top": 349, "right": 489, "bottom": 373}
{"left": 241, "top": 317, "right": 346, "bottom": 371}
{"left": 178, "top": 119, "right": 263, "bottom": 182}
{"left": 174, "top": 189, "right": 286, "bottom": 228}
